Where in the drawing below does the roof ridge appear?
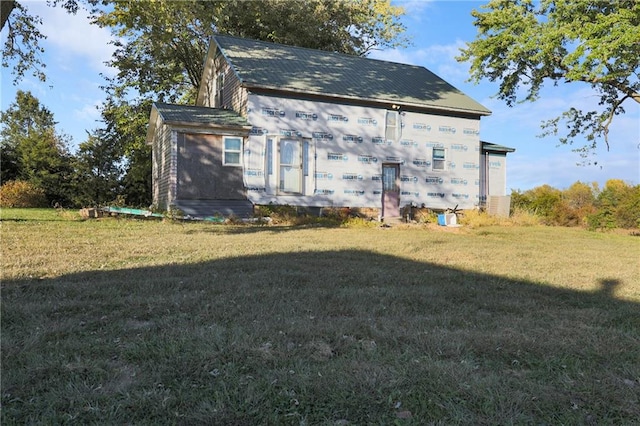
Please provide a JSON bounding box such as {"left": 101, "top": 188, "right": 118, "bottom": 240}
{"left": 214, "top": 33, "right": 431, "bottom": 71}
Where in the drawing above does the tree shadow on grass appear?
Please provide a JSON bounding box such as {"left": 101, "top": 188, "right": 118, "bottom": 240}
{"left": 2, "top": 250, "right": 639, "bottom": 424}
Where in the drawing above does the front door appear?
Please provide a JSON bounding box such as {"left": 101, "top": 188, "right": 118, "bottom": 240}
{"left": 382, "top": 163, "right": 400, "bottom": 218}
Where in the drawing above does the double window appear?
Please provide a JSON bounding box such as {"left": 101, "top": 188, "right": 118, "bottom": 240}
{"left": 267, "top": 137, "right": 310, "bottom": 194}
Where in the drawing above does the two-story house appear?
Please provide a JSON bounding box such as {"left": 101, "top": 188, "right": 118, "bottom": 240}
{"left": 147, "top": 34, "right": 514, "bottom": 218}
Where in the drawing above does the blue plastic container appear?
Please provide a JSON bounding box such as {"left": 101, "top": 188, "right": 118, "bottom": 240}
{"left": 437, "top": 214, "right": 446, "bottom": 226}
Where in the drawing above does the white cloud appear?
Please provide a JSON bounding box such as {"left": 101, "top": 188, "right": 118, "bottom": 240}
{"left": 369, "top": 49, "right": 415, "bottom": 65}
{"left": 371, "top": 39, "right": 471, "bottom": 86}
{"left": 395, "top": 0, "right": 435, "bottom": 18}
{"left": 74, "top": 100, "right": 101, "bottom": 122}
{"left": 22, "top": 1, "right": 117, "bottom": 76}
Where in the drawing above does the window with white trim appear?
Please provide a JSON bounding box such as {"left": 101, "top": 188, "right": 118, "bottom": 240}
{"left": 432, "top": 147, "right": 446, "bottom": 171}
{"left": 223, "top": 137, "right": 242, "bottom": 166}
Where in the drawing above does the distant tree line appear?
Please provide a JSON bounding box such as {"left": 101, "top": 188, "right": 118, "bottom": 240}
{"left": 0, "top": 90, "right": 123, "bottom": 208}
{"left": 511, "top": 180, "right": 640, "bottom": 230}
{"left": 1, "top": 91, "right": 637, "bottom": 231}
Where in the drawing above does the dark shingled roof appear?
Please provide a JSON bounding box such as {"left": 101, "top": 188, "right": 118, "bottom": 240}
{"left": 154, "top": 102, "right": 250, "bottom": 127}
{"left": 214, "top": 34, "right": 491, "bottom": 116}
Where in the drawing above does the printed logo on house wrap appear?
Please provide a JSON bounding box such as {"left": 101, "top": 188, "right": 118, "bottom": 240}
{"left": 475, "top": 179, "right": 480, "bottom": 186}
{"left": 452, "top": 193, "right": 470, "bottom": 199}
{"left": 312, "top": 132, "right": 333, "bottom": 140}
{"left": 327, "top": 152, "right": 348, "bottom": 161}
{"left": 490, "top": 161, "right": 502, "bottom": 169}
{"left": 371, "top": 174, "right": 382, "bottom": 181}
{"left": 463, "top": 162, "right": 479, "bottom": 170}
{"left": 295, "top": 111, "right": 318, "bottom": 121}
{"left": 451, "top": 143, "right": 468, "bottom": 152}
{"left": 425, "top": 142, "right": 445, "bottom": 148}
{"left": 315, "top": 172, "right": 333, "bottom": 180}
{"left": 358, "top": 155, "right": 378, "bottom": 164}
{"left": 401, "top": 175, "right": 418, "bottom": 183}
{"left": 427, "top": 192, "right": 446, "bottom": 198}
{"left": 371, "top": 137, "right": 388, "bottom": 145}
{"left": 401, "top": 191, "right": 420, "bottom": 197}
{"left": 357, "top": 117, "right": 378, "bottom": 126}
{"left": 279, "top": 129, "right": 302, "bottom": 137}
{"left": 314, "top": 189, "right": 335, "bottom": 195}
{"left": 413, "top": 159, "right": 431, "bottom": 167}
{"left": 344, "top": 189, "right": 365, "bottom": 196}
{"left": 425, "top": 176, "right": 444, "bottom": 185}
{"left": 451, "top": 177, "right": 468, "bottom": 185}
{"left": 373, "top": 190, "right": 382, "bottom": 195}
{"left": 413, "top": 123, "right": 431, "bottom": 132}
{"left": 250, "top": 127, "right": 268, "bottom": 135}
{"left": 400, "top": 139, "right": 418, "bottom": 148}
{"left": 343, "top": 135, "right": 363, "bottom": 143}
{"left": 463, "top": 128, "right": 479, "bottom": 136}
{"left": 327, "top": 113, "right": 349, "bottom": 123}
{"left": 438, "top": 125, "right": 456, "bottom": 134}
{"left": 262, "top": 107, "right": 285, "bottom": 117}
{"left": 342, "top": 173, "right": 363, "bottom": 181}
{"left": 448, "top": 161, "right": 456, "bottom": 169}
{"left": 246, "top": 186, "right": 266, "bottom": 192}
{"left": 244, "top": 169, "right": 264, "bottom": 177}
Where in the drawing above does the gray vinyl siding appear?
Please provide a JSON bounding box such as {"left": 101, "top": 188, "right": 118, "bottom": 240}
{"left": 197, "top": 48, "right": 248, "bottom": 114}
{"left": 210, "top": 54, "right": 248, "bottom": 115}
{"left": 176, "top": 132, "right": 246, "bottom": 200}
{"left": 151, "top": 119, "right": 175, "bottom": 210}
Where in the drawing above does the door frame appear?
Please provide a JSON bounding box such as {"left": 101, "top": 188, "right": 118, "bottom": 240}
{"left": 381, "top": 162, "right": 401, "bottom": 219}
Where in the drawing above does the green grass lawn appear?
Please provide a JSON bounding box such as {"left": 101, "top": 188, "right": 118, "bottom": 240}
{"left": 2, "top": 208, "right": 639, "bottom": 424}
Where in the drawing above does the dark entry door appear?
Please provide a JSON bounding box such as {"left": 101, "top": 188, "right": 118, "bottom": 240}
{"left": 382, "top": 163, "right": 400, "bottom": 218}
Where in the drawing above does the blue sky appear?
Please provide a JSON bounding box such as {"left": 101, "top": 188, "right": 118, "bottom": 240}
{"left": 2, "top": 0, "right": 638, "bottom": 191}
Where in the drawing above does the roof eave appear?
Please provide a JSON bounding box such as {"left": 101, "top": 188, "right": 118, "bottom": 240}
{"left": 243, "top": 84, "right": 491, "bottom": 116}
{"left": 163, "top": 120, "right": 252, "bottom": 132}
{"left": 146, "top": 105, "right": 159, "bottom": 145}
{"left": 481, "top": 141, "right": 516, "bottom": 153}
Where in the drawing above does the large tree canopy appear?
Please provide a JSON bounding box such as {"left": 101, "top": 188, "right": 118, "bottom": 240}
{"left": 457, "top": 0, "right": 640, "bottom": 158}
{"left": 1, "top": 0, "right": 87, "bottom": 83}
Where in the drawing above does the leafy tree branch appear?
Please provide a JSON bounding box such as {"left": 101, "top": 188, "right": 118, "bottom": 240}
{"left": 457, "top": 0, "right": 640, "bottom": 159}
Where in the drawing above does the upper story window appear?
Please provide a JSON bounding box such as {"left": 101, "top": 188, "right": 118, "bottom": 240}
{"left": 223, "top": 137, "right": 242, "bottom": 166}
{"left": 215, "top": 71, "right": 225, "bottom": 108}
{"left": 385, "top": 110, "right": 400, "bottom": 142}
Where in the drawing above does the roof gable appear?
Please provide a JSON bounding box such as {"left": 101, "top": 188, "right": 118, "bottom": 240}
{"left": 210, "top": 34, "right": 490, "bottom": 116}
